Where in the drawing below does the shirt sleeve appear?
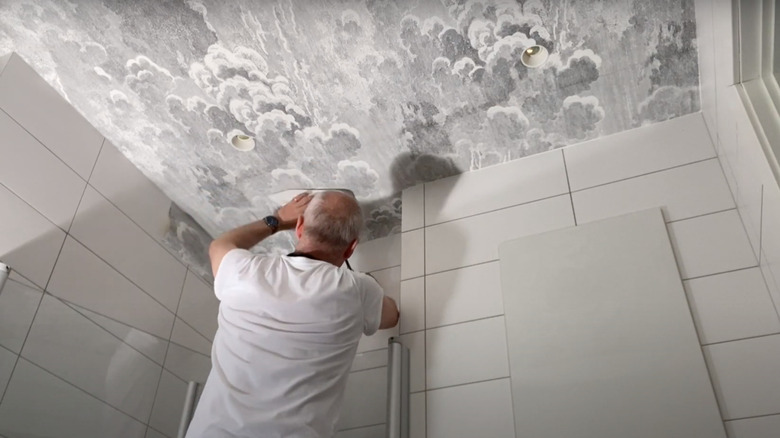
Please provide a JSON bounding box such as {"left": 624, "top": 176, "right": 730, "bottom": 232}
{"left": 360, "top": 274, "right": 385, "bottom": 336}
{"left": 213, "top": 248, "right": 257, "bottom": 301}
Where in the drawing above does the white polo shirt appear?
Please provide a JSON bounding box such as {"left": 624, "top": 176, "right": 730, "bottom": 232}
{"left": 186, "top": 249, "right": 385, "bottom": 438}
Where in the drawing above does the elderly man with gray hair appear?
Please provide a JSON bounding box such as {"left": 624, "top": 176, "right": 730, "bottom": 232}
{"left": 186, "top": 191, "right": 400, "bottom": 438}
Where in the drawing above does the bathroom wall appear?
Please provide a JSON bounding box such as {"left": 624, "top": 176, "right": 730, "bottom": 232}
{"left": 384, "top": 112, "right": 780, "bottom": 438}
{"left": 0, "top": 53, "right": 217, "bottom": 438}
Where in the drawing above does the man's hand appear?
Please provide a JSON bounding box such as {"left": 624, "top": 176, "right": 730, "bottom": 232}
{"left": 276, "top": 193, "right": 313, "bottom": 231}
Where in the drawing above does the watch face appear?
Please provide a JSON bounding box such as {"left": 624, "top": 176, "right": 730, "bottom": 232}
{"left": 265, "top": 216, "right": 279, "bottom": 228}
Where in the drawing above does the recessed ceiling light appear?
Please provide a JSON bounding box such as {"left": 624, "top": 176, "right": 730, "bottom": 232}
{"left": 230, "top": 134, "right": 255, "bottom": 151}
{"left": 521, "top": 45, "right": 549, "bottom": 69}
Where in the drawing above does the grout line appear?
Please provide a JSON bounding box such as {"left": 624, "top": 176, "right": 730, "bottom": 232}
{"left": 725, "top": 412, "right": 780, "bottom": 422}
{"left": 758, "top": 184, "right": 764, "bottom": 264}
{"left": 336, "top": 422, "right": 386, "bottom": 433}
{"left": 425, "top": 259, "right": 498, "bottom": 277}
{"left": 426, "top": 376, "right": 510, "bottom": 393}
{"left": 569, "top": 157, "right": 719, "bottom": 194}
{"left": 702, "top": 331, "right": 780, "bottom": 347}
{"left": 369, "top": 264, "right": 402, "bottom": 275}
{"left": 349, "top": 364, "right": 388, "bottom": 374}
{"left": 561, "top": 150, "right": 578, "bottom": 226}
{"left": 665, "top": 207, "right": 738, "bottom": 224}
{"left": 425, "top": 314, "right": 505, "bottom": 331}
{"left": 682, "top": 265, "right": 759, "bottom": 282}
{"left": 421, "top": 192, "right": 569, "bottom": 228}
{"left": 0, "top": 343, "right": 16, "bottom": 356}
{"left": 422, "top": 183, "right": 428, "bottom": 398}
{"left": 7, "top": 357, "right": 149, "bottom": 426}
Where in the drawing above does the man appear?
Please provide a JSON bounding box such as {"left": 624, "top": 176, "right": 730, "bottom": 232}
{"left": 186, "top": 191, "right": 400, "bottom": 438}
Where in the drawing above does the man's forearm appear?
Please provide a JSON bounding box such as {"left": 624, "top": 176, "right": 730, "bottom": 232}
{"left": 213, "top": 220, "right": 274, "bottom": 250}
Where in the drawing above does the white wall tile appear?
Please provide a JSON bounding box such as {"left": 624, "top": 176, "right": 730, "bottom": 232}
{"left": 712, "top": 0, "right": 736, "bottom": 90}
{"left": 573, "top": 159, "right": 735, "bottom": 224}
{"left": 426, "top": 316, "right": 509, "bottom": 389}
{"left": 22, "top": 295, "right": 161, "bottom": 422}
{"left": 164, "top": 342, "right": 211, "bottom": 383}
{"left": 350, "top": 349, "right": 386, "bottom": 372}
{"left": 0, "top": 358, "right": 146, "bottom": 438}
{"left": 410, "top": 391, "right": 425, "bottom": 438}
{"left": 685, "top": 268, "right": 780, "bottom": 345}
{"left": 402, "top": 183, "right": 425, "bottom": 232}
{"left": 0, "top": 54, "right": 103, "bottom": 179}
{"left": 666, "top": 210, "right": 757, "bottom": 279}
{"left": 350, "top": 233, "right": 401, "bottom": 273}
{"left": 0, "top": 110, "right": 86, "bottom": 229}
{"left": 48, "top": 237, "right": 174, "bottom": 339}
{"left": 761, "top": 183, "right": 780, "bottom": 316}
{"left": 425, "top": 150, "right": 568, "bottom": 225}
{"left": 716, "top": 87, "right": 740, "bottom": 173}
{"left": 704, "top": 334, "right": 780, "bottom": 420}
{"left": 0, "top": 53, "right": 9, "bottom": 73}
{"left": 149, "top": 370, "right": 186, "bottom": 438}
{"left": 144, "top": 427, "right": 168, "bottom": 438}
{"left": 70, "top": 187, "right": 186, "bottom": 312}
{"left": 401, "top": 330, "right": 425, "bottom": 393}
{"left": 694, "top": 0, "right": 716, "bottom": 132}
{"left": 334, "top": 424, "right": 386, "bottom": 438}
{"left": 177, "top": 270, "right": 218, "bottom": 341}
{"left": 0, "top": 279, "right": 42, "bottom": 353}
{"left": 0, "top": 346, "right": 17, "bottom": 399}
{"left": 0, "top": 184, "right": 66, "bottom": 288}
{"left": 337, "top": 366, "right": 387, "bottom": 430}
{"left": 426, "top": 378, "right": 515, "bottom": 438}
{"left": 171, "top": 318, "right": 212, "bottom": 357}
{"left": 401, "top": 229, "right": 424, "bottom": 280}
{"left": 89, "top": 142, "right": 173, "bottom": 242}
{"left": 725, "top": 414, "right": 780, "bottom": 438}
{"left": 426, "top": 261, "right": 503, "bottom": 328}
{"left": 425, "top": 195, "right": 574, "bottom": 274}
{"left": 70, "top": 303, "right": 168, "bottom": 365}
{"left": 400, "top": 277, "right": 424, "bottom": 334}
{"left": 564, "top": 113, "right": 715, "bottom": 191}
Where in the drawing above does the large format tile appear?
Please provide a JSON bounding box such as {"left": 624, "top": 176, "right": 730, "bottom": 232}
{"left": 0, "top": 358, "right": 146, "bottom": 438}
{"left": 563, "top": 113, "right": 715, "bottom": 191}
{"left": 89, "top": 142, "right": 173, "bottom": 242}
{"left": 667, "top": 210, "right": 757, "bottom": 279}
{"left": 572, "top": 159, "right": 734, "bottom": 224}
{"left": 0, "top": 278, "right": 42, "bottom": 353}
{"left": 337, "top": 367, "right": 387, "bottom": 430}
{"left": 70, "top": 303, "right": 168, "bottom": 365}
{"left": 704, "top": 334, "right": 780, "bottom": 420}
{"left": 426, "top": 261, "right": 503, "bottom": 328}
{"left": 401, "top": 330, "right": 425, "bottom": 393}
{"left": 402, "top": 183, "right": 424, "bottom": 232}
{"left": 425, "top": 195, "right": 574, "bottom": 274}
{"left": 426, "top": 378, "right": 515, "bottom": 438}
{"left": 349, "top": 233, "right": 401, "bottom": 273}
{"left": 761, "top": 182, "right": 780, "bottom": 315}
{"left": 425, "top": 149, "right": 568, "bottom": 225}
{"left": 48, "top": 237, "right": 174, "bottom": 338}
{"left": 410, "top": 391, "right": 425, "bottom": 438}
{"left": 426, "top": 316, "right": 509, "bottom": 389}
{"left": 334, "top": 424, "right": 386, "bottom": 438}
{"left": 0, "top": 346, "right": 17, "bottom": 398}
{"left": 164, "top": 342, "right": 211, "bottom": 383}
{"left": 685, "top": 268, "right": 780, "bottom": 345}
{"left": 145, "top": 428, "right": 169, "bottom": 438}
{"left": 400, "top": 277, "right": 425, "bottom": 334}
{"left": 358, "top": 266, "right": 401, "bottom": 352}
{"left": 694, "top": 0, "right": 716, "bottom": 130}
{"left": 22, "top": 295, "right": 162, "bottom": 422}
{"left": 725, "top": 414, "right": 780, "bottom": 438}
{"left": 0, "top": 54, "right": 103, "bottom": 179}
{"left": 70, "top": 187, "right": 186, "bottom": 312}
{"left": 0, "top": 184, "right": 67, "bottom": 288}
{"left": 0, "top": 110, "right": 86, "bottom": 229}
{"left": 401, "top": 229, "right": 424, "bottom": 280}
{"left": 171, "top": 318, "right": 212, "bottom": 357}
{"left": 177, "top": 270, "right": 219, "bottom": 341}
{"left": 149, "top": 370, "right": 187, "bottom": 438}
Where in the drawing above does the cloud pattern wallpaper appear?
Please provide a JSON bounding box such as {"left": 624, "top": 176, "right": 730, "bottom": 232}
{"left": 0, "top": 0, "right": 699, "bottom": 260}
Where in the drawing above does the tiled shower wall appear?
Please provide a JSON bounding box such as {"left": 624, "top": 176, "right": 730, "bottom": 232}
{"left": 337, "top": 112, "right": 780, "bottom": 438}
{"left": 0, "top": 53, "right": 218, "bottom": 438}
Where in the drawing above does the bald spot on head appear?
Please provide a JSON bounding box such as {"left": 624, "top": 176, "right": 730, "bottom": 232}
{"left": 301, "top": 191, "right": 363, "bottom": 251}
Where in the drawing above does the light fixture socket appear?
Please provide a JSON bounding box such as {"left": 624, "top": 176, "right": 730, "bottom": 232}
{"left": 521, "top": 45, "right": 549, "bottom": 69}
{"left": 230, "top": 134, "right": 255, "bottom": 151}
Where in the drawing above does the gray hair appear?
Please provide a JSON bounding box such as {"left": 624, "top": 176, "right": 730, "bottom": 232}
{"left": 302, "top": 191, "right": 363, "bottom": 249}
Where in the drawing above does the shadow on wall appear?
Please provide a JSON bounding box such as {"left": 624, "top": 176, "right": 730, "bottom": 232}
{"left": 360, "top": 152, "right": 462, "bottom": 240}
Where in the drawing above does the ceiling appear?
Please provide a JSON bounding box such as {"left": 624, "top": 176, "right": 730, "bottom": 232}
{"left": 0, "top": 0, "right": 698, "bottom": 251}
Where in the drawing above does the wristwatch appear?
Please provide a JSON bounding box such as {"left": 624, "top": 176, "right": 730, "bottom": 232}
{"left": 262, "top": 215, "right": 280, "bottom": 234}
